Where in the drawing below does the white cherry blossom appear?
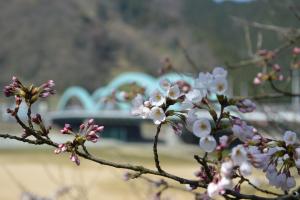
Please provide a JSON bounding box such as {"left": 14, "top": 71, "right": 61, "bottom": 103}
{"left": 186, "top": 109, "right": 197, "bottom": 131}
{"left": 159, "top": 78, "right": 171, "bottom": 90}
{"left": 286, "top": 176, "right": 296, "bottom": 190}
{"left": 231, "top": 145, "right": 248, "bottom": 166}
{"left": 140, "top": 107, "right": 150, "bottom": 119}
{"left": 199, "top": 135, "right": 217, "bottom": 152}
{"left": 195, "top": 72, "right": 212, "bottom": 95}
{"left": 232, "top": 122, "right": 255, "bottom": 142}
{"left": 212, "top": 67, "right": 227, "bottom": 78}
{"left": 221, "top": 160, "right": 233, "bottom": 178}
{"left": 219, "top": 135, "right": 229, "bottom": 147}
{"left": 240, "top": 162, "right": 252, "bottom": 177}
{"left": 193, "top": 118, "right": 211, "bottom": 138}
{"left": 149, "top": 89, "right": 165, "bottom": 106}
{"left": 132, "top": 94, "right": 143, "bottom": 107}
{"left": 149, "top": 107, "right": 166, "bottom": 125}
{"left": 210, "top": 77, "right": 228, "bottom": 95}
{"left": 207, "top": 182, "right": 220, "bottom": 198}
{"left": 218, "top": 177, "right": 233, "bottom": 190}
{"left": 167, "top": 84, "right": 181, "bottom": 100}
{"left": 186, "top": 89, "right": 203, "bottom": 103}
{"left": 283, "top": 131, "right": 297, "bottom": 145}
{"left": 132, "top": 94, "right": 147, "bottom": 117}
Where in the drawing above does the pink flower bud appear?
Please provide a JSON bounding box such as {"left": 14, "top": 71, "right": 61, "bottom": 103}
{"left": 32, "top": 113, "right": 42, "bottom": 124}
{"left": 79, "top": 123, "right": 85, "bottom": 131}
{"left": 257, "top": 73, "right": 263, "bottom": 78}
{"left": 253, "top": 77, "right": 261, "bottom": 85}
{"left": 273, "top": 64, "right": 281, "bottom": 71}
{"left": 39, "top": 80, "right": 55, "bottom": 98}
{"left": 293, "top": 47, "right": 300, "bottom": 55}
{"left": 60, "top": 124, "right": 72, "bottom": 134}
{"left": 70, "top": 153, "right": 80, "bottom": 166}
{"left": 54, "top": 144, "right": 68, "bottom": 154}
{"left": 87, "top": 131, "right": 96, "bottom": 136}
{"left": 59, "top": 144, "right": 67, "bottom": 152}
{"left": 88, "top": 119, "right": 94, "bottom": 125}
{"left": 96, "top": 126, "right": 104, "bottom": 132}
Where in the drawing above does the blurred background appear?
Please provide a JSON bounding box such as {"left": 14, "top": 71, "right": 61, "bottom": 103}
{"left": 0, "top": 0, "right": 300, "bottom": 199}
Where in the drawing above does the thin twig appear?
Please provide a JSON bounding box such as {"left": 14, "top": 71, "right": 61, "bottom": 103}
{"left": 2, "top": 128, "right": 300, "bottom": 200}
{"left": 0, "top": 133, "right": 43, "bottom": 145}
{"left": 242, "top": 176, "right": 282, "bottom": 197}
{"left": 269, "top": 79, "right": 300, "bottom": 97}
{"left": 178, "top": 42, "right": 200, "bottom": 72}
{"left": 246, "top": 93, "right": 286, "bottom": 100}
{"left": 226, "top": 31, "right": 300, "bottom": 69}
{"left": 231, "top": 17, "right": 299, "bottom": 35}
{"left": 153, "top": 124, "right": 164, "bottom": 173}
{"left": 75, "top": 149, "right": 202, "bottom": 187}
{"left": 194, "top": 154, "right": 213, "bottom": 182}
{"left": 27, "top": 105, "right": 33, "bottom": 129}
{"left": 82, "top": 144, "right": 91, "bottom": 156}
{"left": 139, "top": 176, "right": 200, "bottom": 195}
{"left": 244, "top": 25, "right": 253, "bottom": 57}
{"left": 0, "top": 131, "right": 204, "bottom": 187}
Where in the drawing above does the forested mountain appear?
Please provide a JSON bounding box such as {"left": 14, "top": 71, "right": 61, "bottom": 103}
{"left": 0, "top": 0, "right": 299, "bottom": 93}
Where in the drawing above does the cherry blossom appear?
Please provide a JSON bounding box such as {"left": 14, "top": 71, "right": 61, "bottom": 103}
{"left": 149, "top": 107, "right": 166, "bottom": 125}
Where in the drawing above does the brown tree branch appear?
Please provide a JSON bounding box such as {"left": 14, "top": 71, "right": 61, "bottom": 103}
{"left": 0, "top": 131, "right": 204, "bottom": 188}
{"left": 2, "top": 128, "right": 300, "bottom": 200}
{"left": 1, "top": 104, "right": 299, "bottom": 200}
{"left": 194, "top": 154, "right": 213, "bottom": 182}
{"left": 153, "top": 124, "right": 164, "bottom": 173}
{"left": 27, "top": 105, "right": 33, "bottom": 130}
{"left": 0, "top": 133, "right": 44, "bottom": 145}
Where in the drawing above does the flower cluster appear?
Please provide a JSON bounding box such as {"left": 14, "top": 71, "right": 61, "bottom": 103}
{"left": 231, "top": 119, "right": 256, "bottom": 142}
{"left": 132, "top": 81, "right": 184, "bottom": 126}
{"left": 188, "top": 67, "right": 228, "bottom": 103}
{"left": 253, "top": 64, "right": 284, "bottom": 85}
{"left": 3, "top": 76, "right": 55, "bottom": 105}
{"left": 183, "top": 67, "right": 229, "bottom": 152}
{"left": 252, "top": 47, "right": 300, "bottom": 85}
{"left": 4, "top": 64, "right": 300, "bottom": 199}
{"left": 3, "top": 76, "right": 23, "bottom": 97}
{"left": 193, "top": 118, "right": 216, "bottom": 152}
{"left": 55, "top": 119, "right": 104, "bottom": 165}
{"left": 247, "top": 131, "right": 299, "bottom": 191}
{"left": 131, "top": 65, "right": 300, "bottom": 197}
{"left": 206, "top": 145, "right": 253, "bottom": 198}
{"left": 132, "top": 67, "right": 229, "bottom": 151}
